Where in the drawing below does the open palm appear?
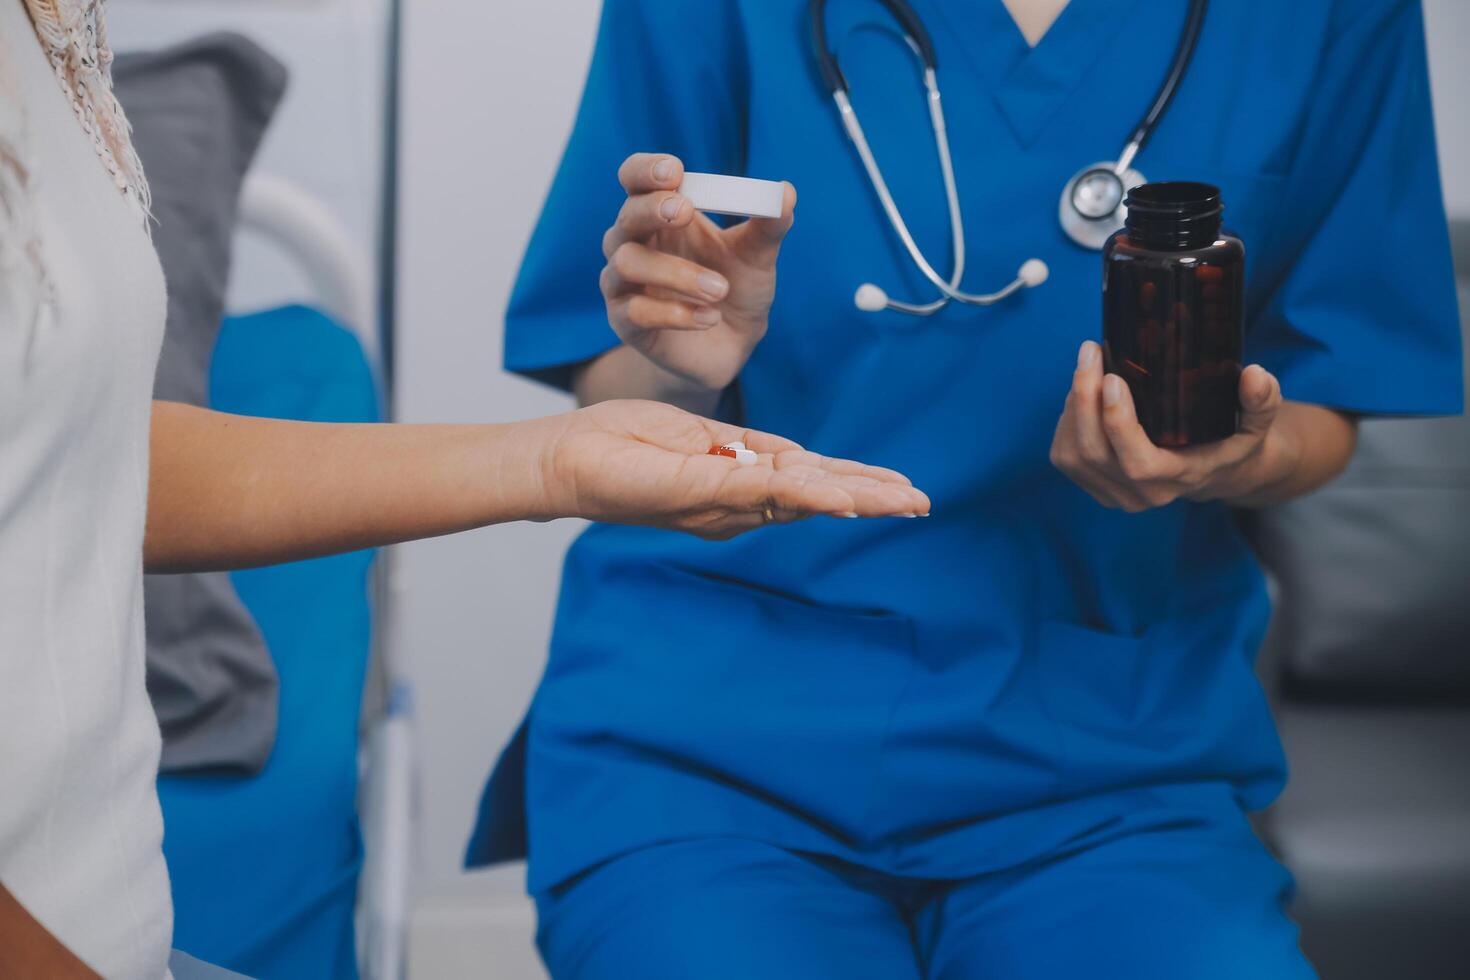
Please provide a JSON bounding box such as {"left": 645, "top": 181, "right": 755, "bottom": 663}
{"left": 536, "top": 400, "right": 929, "bottom": 539}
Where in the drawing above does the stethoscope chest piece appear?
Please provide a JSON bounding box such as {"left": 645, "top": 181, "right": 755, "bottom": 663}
{"left": 811, "top": 0, "right": 1208, "bottom": 311}
{"left": 1059, "top": 161, "right": 1146, "bottom": 251}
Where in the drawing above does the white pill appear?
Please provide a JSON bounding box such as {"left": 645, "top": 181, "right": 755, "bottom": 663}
{"left": 679, "top": 173, "right": 786, "bottom": 220}
{"left": 732, "top": 449, "right": 758, "bottom": 466}
{"left": 721, "top": 441, "right": 747, "bottom": 451}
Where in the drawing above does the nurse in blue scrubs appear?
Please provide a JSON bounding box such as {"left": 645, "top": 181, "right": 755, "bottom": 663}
{"left": 470, "top": 1, "right": 1464, "bottom": 976}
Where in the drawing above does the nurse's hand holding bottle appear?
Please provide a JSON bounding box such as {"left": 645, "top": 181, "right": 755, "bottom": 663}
{"left": 581, "top": 154, "right": 795, "bottom": 416}
{"left": 1051, "top": 341, "right": 1357, "bottom": 511}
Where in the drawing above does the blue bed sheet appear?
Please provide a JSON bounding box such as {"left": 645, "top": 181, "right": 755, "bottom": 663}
{"left": 158, "top": 305, "right": 380, "bottom": 980}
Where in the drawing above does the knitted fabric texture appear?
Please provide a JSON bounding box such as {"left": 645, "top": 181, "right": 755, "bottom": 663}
{"left": 19, "top": 0, "right": 150, "bottom": 218}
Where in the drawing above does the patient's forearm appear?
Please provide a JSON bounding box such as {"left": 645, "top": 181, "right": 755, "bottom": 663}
{"left": 145, "top": 401, "right": 549, "bottom": 573}
{"left": 0, "top": 884, "right": 99, "bottom": 979}
{"left": 573, "top": 345, "right": 723, "bottom": 415}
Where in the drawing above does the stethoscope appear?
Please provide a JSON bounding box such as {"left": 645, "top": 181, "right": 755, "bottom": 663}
{"left": 810, "top": 0, "right": 1209, "bottom": 315}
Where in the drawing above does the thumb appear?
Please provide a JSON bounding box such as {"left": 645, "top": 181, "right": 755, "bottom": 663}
{"left": 1238, "top": 365, "right": 1282, "bottom": 437}
{"left": 731, "top": 182, "right": 797, "bottom": 265}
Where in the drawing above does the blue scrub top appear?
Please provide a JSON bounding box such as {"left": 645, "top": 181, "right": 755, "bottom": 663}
{"left": 471, "top": 0, "right": 1463, "bottom": 893}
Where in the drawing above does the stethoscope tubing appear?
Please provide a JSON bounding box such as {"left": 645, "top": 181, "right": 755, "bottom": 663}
{"left": 811, "top": 0, "right": 1209, "bottom": 314}
{"left": 1126, "top": 0, "right": 1209, "bottom": 150}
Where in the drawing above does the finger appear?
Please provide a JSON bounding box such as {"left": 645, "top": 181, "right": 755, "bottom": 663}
{"left": 773, "top": 462, "right": 883, "bottom": 485}
{"left": 773, "top": 450, "right": 914, "bottom": 487}
{"left": 603, "top": 192, "right": 697, "bottom": 258}
{"left": 604, "top": 241, "right": 730, "bottom": 305}
{"left": 1052, "top": 434, "right": 1153, "bottom": 512}
{"left": 1163, "top": 366, "right": 1282, "bottom": 482}
{"left": 1100, "top": 374, "right": 1181, "bottom": 484}
{"left": 841, "top": 480, "right": 932, "bottom": 517}
{"left": 618, "top": 153, "right": 684, "bottom": 196}
{"left": 764, "top": 472, "right": 929, "bottom": 518}
{"left": 1068, "top": 341, "right": 1114, "bottom": 468}
{"left": 706, "top": 458, "right": 922, "bottom": 508}
{"left": 1238, "top": 364, "right": 1282, "bottom": 437}
{"left": 1081, "top": 470, "right": 1155, "bottom": 513}
{"left": 731, "top": 182, "right": 797, "bottom": 265}
{"left": 612, "top": 294, "right": 722, "bottom": 334}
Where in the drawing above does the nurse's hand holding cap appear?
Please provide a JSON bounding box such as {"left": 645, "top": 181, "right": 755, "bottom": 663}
{"left": 599, "top": 153, "right": 796, "bottom": 394}
{"left": 529, "top": 400, "right": 929, "bottom": 538}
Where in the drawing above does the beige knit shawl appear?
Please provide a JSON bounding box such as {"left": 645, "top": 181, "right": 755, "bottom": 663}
{"left": 17, "top": 0, "right": 149, "bottom": 215}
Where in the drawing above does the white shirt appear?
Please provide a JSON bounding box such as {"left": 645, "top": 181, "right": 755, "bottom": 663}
{"left": 0, "top": 0, "right": 173, "bottom": 975}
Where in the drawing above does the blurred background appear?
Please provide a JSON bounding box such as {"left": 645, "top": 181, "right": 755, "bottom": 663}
{"left": 100, "top": 1, "right": 1469, "bottom": 978}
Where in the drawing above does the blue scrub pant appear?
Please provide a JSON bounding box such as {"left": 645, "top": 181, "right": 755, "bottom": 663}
{"left": 535, "top": 813, "right": 1316, "bottom": 979}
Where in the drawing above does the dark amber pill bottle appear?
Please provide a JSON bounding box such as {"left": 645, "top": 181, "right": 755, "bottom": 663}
{"left": 1102, "top": 181, "right": 1243, "bottom": 447}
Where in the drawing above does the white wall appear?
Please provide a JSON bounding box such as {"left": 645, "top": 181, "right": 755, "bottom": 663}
{"left": 1425, "top": 0, "right": 1470, "bottom": 218}
{"left": 109, "top": 0, "right": 389, "bottom": 334}
{"left": 393, "top": 2, "right": 600, "bottom": 975}
{"left": 394, "top": 2, "right": 1470, "bottom": 974}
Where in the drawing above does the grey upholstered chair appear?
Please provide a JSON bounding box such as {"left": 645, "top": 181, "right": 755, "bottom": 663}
{"left": 1244, "top": 220, "right": 1470, "bottom": 979}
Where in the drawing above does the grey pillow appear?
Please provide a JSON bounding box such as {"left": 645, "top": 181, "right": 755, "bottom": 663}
{"left": 114, "top": 34, "right": 289, "bottom": 774}
{"left": 1244, "top": 223, "right": 1470, "bottom": 699}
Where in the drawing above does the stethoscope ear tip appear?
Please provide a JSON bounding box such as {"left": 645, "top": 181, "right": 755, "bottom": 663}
{"left": 855, "top": 283, "right": 890, "bottom": 312}
{"left": 1018, "top": 259, "right": 1049, "bottom": 288}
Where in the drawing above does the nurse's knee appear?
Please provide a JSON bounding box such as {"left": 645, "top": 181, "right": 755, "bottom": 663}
{"left": 535, "top": 840, "right": 918, "bottom": 980}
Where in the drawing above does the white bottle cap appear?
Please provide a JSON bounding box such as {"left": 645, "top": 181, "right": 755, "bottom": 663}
{"left": 679, "top": 173, "right": 786, "bottom": 220}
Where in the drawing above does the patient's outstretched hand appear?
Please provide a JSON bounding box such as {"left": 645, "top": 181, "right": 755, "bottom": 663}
{"left": 527, "top": 400, "right": 929, "bottom": 539}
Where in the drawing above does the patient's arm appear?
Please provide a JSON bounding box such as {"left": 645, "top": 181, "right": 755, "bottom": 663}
{"left": 0, "top": 883, "right": 100, "bottom": 979}
{"left": 144, "top": 399, "right": 929, "bottom": 573}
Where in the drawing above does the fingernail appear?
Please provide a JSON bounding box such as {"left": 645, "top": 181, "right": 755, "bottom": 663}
{"left": 659, "top": 196, "right": 684, "bottom": 221}
{"left": 900, "top": 513, "right": 920, "bottom": 519}
{"left": 1078, "top": 342, "right": 1098, "bottom": 369}
{"left": 697, "top": 272, "right": 729, "bottom": 300}
{"left": 692, "top": 307, "right": 721, "bottom": 327}
{"left": 653, "top": 158, "right": 675, "bottom": 182}
{"left": 1103, "top": 375, "right": 1123, "bottom": 407}
{"left": 838, "top": 512, "right": 860, "bottom": 519}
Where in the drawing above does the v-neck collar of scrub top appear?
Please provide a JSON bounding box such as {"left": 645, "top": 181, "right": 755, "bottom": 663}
{"left": 918, "top": 0, "right": 1144, "bottom": 148}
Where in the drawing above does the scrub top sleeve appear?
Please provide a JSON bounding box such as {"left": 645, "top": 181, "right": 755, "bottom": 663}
{"left": 503, "top": 0, "right": 750, "bottom": 391}
{"left": 1245, "top": 0, "right": 1463, "bottom": 417}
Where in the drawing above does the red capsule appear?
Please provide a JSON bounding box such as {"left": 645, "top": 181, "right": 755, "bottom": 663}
{"left": 1138, "top": 281, "right": 1158, "bottom": 310}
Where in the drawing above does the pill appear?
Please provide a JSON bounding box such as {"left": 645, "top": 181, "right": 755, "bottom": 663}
{"left": 708, "top": 445, "right": 758, "bottom": 466}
